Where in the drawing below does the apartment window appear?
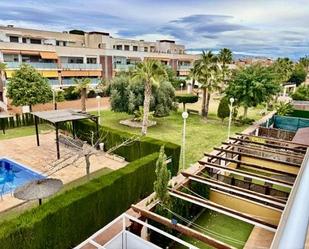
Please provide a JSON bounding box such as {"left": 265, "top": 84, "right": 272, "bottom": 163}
{"left": 30, "top": 39, "right": 42, "bottom": 44}
{"left": 133, "top": 46, "right": 138, "bottom": 51}
{"left": 63, "top": 41, "right": 67, "bottom": 47}
{"left": 56, "top": 40, "right": 60, "bottom": 46}
{"left": 144, "top": 47, "right": 148, "bottom": 52}
{"left": 116, "top": 45, "right": 122, "bottom": 50}
{"left": 68, "top": 57, "right": 84, "bottom": 63}
{"left": 9, "top": 36, "right": 19, "bottom": 43}
{"left": 3, "top": 54, "right": 19, "bottom": 62}
{"left": 22, "top": 37, "right": 27, "bottom": 43}
{"left": 87, "top": 58, "right": 97, "bottom": 64}
{"left": 124, "top": 45, "right": 130, "bottom": 51}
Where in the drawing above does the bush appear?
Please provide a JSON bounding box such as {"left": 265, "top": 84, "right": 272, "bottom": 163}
{"left": 0, "top": 153, "right": 159, "bottom": 249}
{"left": 291, "top": 84, "right": 309, "bottom": 101}
{"left": 175, "top": 94, "right": 198, "bottom": 110}
{"left": 235, "top": 116, "right": 255, "bottom": 126}
{"left": 63, "top": 86, "right": 80, "bottom": 100}
{"left": 74, "top": 120, "right": 180, "bottom": 176}
{"left": 217, "top": 97, "right": 230, "bottom": 122}
{"left": 275, "top": 102, "right": 294, "bottom": 116}
{"left": 289, "top": 64, "right": 307, "bottom": 86}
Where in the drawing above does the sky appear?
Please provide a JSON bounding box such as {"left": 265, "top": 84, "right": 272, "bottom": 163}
{"left": 0, "top": 0, "right": 308, "bottom": 59}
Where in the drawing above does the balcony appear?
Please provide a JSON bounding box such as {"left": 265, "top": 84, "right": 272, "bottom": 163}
{"left": 61, "top": 78, "right": 101, "bottom": 85}
{"left": 178, "top": 65, "right": 192, "bottom": 70}
{"left": 114, "top": 64, "right": 136, "bottom": 71}
{"left": 5, "top": 62, "right": 58, "bottom": 69}
{"left": 61, "top": 63, "right": 101, "bottom": 70}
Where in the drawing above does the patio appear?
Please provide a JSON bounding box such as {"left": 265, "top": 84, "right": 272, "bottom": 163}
{"left": 0, "top": 131, "right": 127, "bottom": 212}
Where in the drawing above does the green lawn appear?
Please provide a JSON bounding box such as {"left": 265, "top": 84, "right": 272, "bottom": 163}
{"left": 0, "top": 124, "right": 53, "bottom": 140}
{"left": 173, "top": 210, "right": 254, "bottom": 249}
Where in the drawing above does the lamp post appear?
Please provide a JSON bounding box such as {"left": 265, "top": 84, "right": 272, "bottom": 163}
{"left": 96, "top": 95, "right": 101, "bottom": 125}
{"left": 228, "top": 97, "right": 235, "bottom": 140}
{"left": 180, "top": 83, "right": 183, "bottom": 94}
{"left": 182, "top": 111, "right": 189, "bottom": 170}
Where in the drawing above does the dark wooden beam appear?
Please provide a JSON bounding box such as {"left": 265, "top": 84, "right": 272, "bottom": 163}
{"left": 204, "top": 153, "right": 298, "bottom": 177}
{"left": 229, "top": 137, "right": 305, "bottom": 154}
{"left": 131, "top": 205, "right": 233, "bottom": 249}
{"left": 34, "top": 115, "right": 40, "bottom": 146}
{"left": 198, "top": 161, "right": 294, "bottom": 187}
{"left": 213, "top": 147, "right": 301, "bottom": 167}
{"left": 55, "top": 122, "right": 60, "bottom": 159}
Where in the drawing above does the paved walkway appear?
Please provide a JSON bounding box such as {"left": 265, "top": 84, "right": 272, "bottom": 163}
{"left": 0, "top": 131, "right": 127, "bottom": 212}
{"left": 244, "top": 226, "right": 275, "bottom": 249}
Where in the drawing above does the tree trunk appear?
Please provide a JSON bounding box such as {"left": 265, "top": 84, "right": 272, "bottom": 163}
{"left": 0, "top": 71, "right": 3, "bottom": 102}
{"left": 81, "top": 88, "right": 86, "bottom": 111}
{"left": 85, "top": 154, "right": 91, "bottom": 179}
{"left": 244, "top": 106, "right": 248, "bottom": 118}
{"left": 205, "top": 91, "right": 211, "bottom": 118}
{"left": 29, "top": 105, "right": 33, "bottom": 112}
{"left": 142, "top": 81, "right": 151, "bottom": 136}
{"left": 183, "top": 102, "right": 186, "bottom": 111}
{"left": 201, "top": 88, "right": 207, "bottom": 117}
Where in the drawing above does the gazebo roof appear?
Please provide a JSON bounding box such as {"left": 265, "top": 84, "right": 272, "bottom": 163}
{"left": 32, "top": 109, "right": 97, "bottom": 124}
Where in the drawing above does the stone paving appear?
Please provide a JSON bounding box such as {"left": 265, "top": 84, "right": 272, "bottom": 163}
{"left": 0, "top": 131, "right": 127, "bottom": 212}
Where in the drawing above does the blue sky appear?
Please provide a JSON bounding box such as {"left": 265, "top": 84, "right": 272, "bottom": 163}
{"left": 0, "top": 0, "right": 308, "bottom": 59}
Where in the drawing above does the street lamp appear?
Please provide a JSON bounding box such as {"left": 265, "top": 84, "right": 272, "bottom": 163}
{"left": 228, "top": 97, "right": 235, "bottom": 140}
{"left": 182, "top": 111, "right": 189, "bottom": 170}
{"left": 96, "top": 95, "right": 101, "bottom": 125}
{"left": 180, "top": 83, "right": 184, "bottom": 93}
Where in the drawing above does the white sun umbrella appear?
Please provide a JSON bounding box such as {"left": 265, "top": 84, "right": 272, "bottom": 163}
{"left": 14, "top": 178, "right": 63, "bottom": 205}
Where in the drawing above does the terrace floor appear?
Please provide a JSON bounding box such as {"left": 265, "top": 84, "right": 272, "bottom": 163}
{"left": 0, "top": 131, "right": 127, "bottom": 212}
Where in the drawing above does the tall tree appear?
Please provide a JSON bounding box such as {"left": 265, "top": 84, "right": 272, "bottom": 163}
{"left": 6, "top": 64, "right": 52, "bottom": 111}
{"left": 192, "top": 51, "right": 220, "bottom": 118}
{"left": 74, "top": 78, "right": 91, "bottom": 111}
{"left": 225, "top": 64, "right": 281, "bottom": 118}
{"left": 0, "top": 63, "right": 6, "bottom": 102}
{"left": 299, "top": 56, "right": 309, "bottom": 72}
{"left": 289, "top": 63, "right": 307, "bottom": 86}
{"left": 132, "top": 59, "right": 167, "bottom": 135}
{"left": 218, "top": 48, "right": 233, "bottom": 90}
{"left": 271, "top": 57, "right": 294, "bottom": 84}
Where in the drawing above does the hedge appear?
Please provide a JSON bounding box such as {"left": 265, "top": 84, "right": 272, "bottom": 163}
{"left": 175, "top": 94, "right": 198, "bottom": 110}
{"left": 74, "top": 120, "right": 181, "bottom": 176}
{"left": 288, "top": 110, "right": 309, "bottom": 119}
{"left": 0, "top": 152, "right": 159, "bottom": 249}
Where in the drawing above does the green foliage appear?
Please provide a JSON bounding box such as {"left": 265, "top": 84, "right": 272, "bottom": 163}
{"left": 110, "top": 74, "right": 175, "bottom": 116}
{"left": 275, "top": 102, "right": 294, "bottom": 116}
{"left": 292, "top": 85, "right": 309, "bottom": 101}
{"left": 74, "top": 120, "right": 180, "bottom": 176}
{"left": 299, "top": 56, "right": 309, "bottom": 69}
{"left": 289, "top": 110, "right": 309, "bottom": 119}
{"left": 225, "top": 64, "right": 281, "bottom": 116}
{"left": 217, "top": 97, "right": 230, "bottom": 122}
{"left": 175, "top": 94, "right": 198, "bottom": 110}
{"left": 235, "top": 116, "right": 255, "bottom": 126}
{"left": 154, "top": 146, "right": 171, "bottom": 204}
{"left": 0, "top": 153, "right": 159, "bottom": 249}
{"left": 289, "top": 64, "right": 307, "bottom": 86}
{"left": 271, "top": 57, "right": 294, "bottom": 83}
{"left": 55, "top": 91, "right": 65, "bottom": 102}
{"left": 134, "top": 106, "right": 154, "bottom": 122}
{"left": 6, "top": 64, "right": 52, "bottom": 108}
{"left": 0, "top": 113, "right": 42, "bottom": 130}
{"left": 63, "top": 86, "right": 80, "bottom": 100}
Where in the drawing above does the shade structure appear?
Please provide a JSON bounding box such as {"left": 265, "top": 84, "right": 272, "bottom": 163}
{"left": 14, "top": 178, "right": 63, "bottom": 204}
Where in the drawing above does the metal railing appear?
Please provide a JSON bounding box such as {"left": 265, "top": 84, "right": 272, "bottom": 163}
{"left": 178, "top": 65, "right": 192, "bottom": 70}
{"left": 61, "top": 63, "right": 101, "bottom": 70}
{"left": 5, "top": 62, "right": 58, "bottom": 69}
{"left": 114, "top": 64, "right": 136, "bottom": 70}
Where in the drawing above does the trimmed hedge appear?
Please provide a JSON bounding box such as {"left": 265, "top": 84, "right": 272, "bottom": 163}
{"left": 0, "top": 152, "right": 159, "bottom": 249}
{"left": 288, "top": 110, "right": 309, "bottom": 119}
{"left": 74, "top": 120, "right": 180, "bottom": 176}
{"left": 175, "top": 94, "right": 198, "bottom": 110}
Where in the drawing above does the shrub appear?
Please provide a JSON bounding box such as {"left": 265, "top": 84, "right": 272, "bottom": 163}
{"left": 0, "top": 153, "right": 159, "bottom": 249}
{"left": 289, "top": 64, "right": 307, "bottom": 86}
{"left": 275, "top": 102, "right": 294, "bottom": 116}
{"left": 175, "top": 94, "right": 198, "bottom": 110}
{"left": 235, "top": 116, "right": 255, "bottom": 126}
{"left": 217, "top": 97, "right": 230, "bottom": 122}
{"left": 63, "top": 86, "right": 80, "bottom": 100}
{"left": 291, "top": 84, "right": 309, "bottom": 101}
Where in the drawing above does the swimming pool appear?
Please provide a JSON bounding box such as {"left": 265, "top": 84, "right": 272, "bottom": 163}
{"left": 0, "top": 158, "right": 45, "bottom": 195}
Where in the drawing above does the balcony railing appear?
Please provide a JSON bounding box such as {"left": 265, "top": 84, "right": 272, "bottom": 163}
{"left": 61, "top": 63, "right": 101, "bottom": 70}
{"left": 178, "top": 65, "right": 192, "bottom": 70}
{"left": 5, "top": 62, "right": 58, "bottom": 69}
{"left": 114, "top": 64, "right": 136, "bottom": 70}
{"left": 48, "top": 78, "right": 101, "bottom": 86}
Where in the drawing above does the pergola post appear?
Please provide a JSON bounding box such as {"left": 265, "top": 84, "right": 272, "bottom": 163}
{"left": 55, "top": 122, "right": 60, "bottom": 159}
{"left": 35, "top": 115, "right": 40, "bottom": 146}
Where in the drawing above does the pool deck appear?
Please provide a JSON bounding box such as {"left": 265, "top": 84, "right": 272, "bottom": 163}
{"left": 0, "top": 131, "right": 127, "bottom": 213}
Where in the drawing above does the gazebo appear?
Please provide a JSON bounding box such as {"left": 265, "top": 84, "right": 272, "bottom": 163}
{"left": 31, "top": 109, "right": 99, "bottom": 159}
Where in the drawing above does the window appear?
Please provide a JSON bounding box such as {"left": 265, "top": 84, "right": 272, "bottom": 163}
{"left": 3, "top": 54, "right": 19, "bottom": 62}
{"left": 30, "top": 39, "right": 42, "bottom": 44}
{"left": 22, "top": 38, "right": 27, "bottom": 43}
{"left": 144, "top": 47, "right": 148, "bottom": 52}
{"left": 68, "top": 57, "right": 84, "bottom": 63}
{"left": 87, "top": 58, "right": 97, "bottom": 64}
{"left": 116, "top": 45, "right": 122, "bottom": 50}
{"left": 124, "top": 45, "right": 130, "bottom": 51}
{"left": 133, "top": 46, "right": 138, "bottom": 51}
{"left": 9, "top": 36, "right": 19, "bottom": 43}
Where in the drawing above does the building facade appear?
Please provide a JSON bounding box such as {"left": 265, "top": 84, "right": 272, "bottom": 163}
{"left": 0, "top": 25, "right": 197, "bottom": 92}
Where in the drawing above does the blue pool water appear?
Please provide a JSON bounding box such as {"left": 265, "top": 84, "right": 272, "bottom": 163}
{"left": 0, "top": 158, "right": 45, "bottom": 195}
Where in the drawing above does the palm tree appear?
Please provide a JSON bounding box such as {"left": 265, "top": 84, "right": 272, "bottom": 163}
{"left": 132, "top": 59, "right": 167, "bottom": 135}
{"left": 272, "top": 57, "right": 294, "bottom": 83}
{"left": 74, "top": 78, "right": 91, "bottom": 111}
{"left": 218, "top": 48, "right": 233, "bottom": 90}
{"left": 192, "top": 51, "right": 220, "bottom": 118}
{"left": 0, "top": 63, "right": 6, "bottom": 102}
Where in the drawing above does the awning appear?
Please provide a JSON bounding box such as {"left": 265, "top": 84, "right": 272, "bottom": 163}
{"left": 20, "top": 51, "right": 40, "bottom": 55}
{"left": 1, "top": 50, "right": 20, "bottom": 54}
{"left": 40, "top": 52, "right": 58, "bottom": 60}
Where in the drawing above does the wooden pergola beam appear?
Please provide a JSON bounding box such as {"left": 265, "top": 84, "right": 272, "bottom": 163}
{"left": 236, "top": 133, "right": 308, "bottom": 148}
{"left": 221, "top": 142, "right": 304, "bottom": 160}
{"left": 181, "top": 172, "right": 286, "bottom": 208}
{"left": 213, "top": 147, "right": 301, "bottom": 167}
{"left": 168, "top": 188, "right": 277, "bottom": 232}
{"left": 204, "top": 153, "right": 298, "bottom": 177}
{"left": 131, "top": 205, "right": 233, "bottom": 249}
{"left": 198, "top": 161, "right": 293, "bottom": 188}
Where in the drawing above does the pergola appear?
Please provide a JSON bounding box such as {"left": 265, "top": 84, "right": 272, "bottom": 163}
{"left": 31, "top": 109, "right": 99, "bottom": 159}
